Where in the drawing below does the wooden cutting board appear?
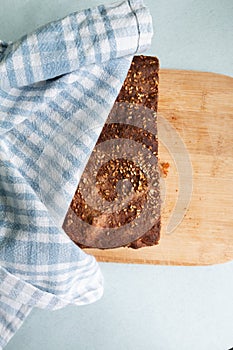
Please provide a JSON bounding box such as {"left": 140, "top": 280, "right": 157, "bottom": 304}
{"left": 84, "top": 69, "right": 233, "bottom": 266}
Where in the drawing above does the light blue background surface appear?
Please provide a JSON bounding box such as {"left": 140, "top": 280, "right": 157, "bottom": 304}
{"left": 1, "top": 0, "right": 233, "bottom": 349}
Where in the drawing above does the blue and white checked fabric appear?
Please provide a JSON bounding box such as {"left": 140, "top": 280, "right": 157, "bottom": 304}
{"left": 0, "top": 0, "right": 153, "bottom": 347}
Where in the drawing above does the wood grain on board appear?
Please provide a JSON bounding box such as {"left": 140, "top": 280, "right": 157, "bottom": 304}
{"left": 84, "top": 69, "right": 233, "bottom": 266}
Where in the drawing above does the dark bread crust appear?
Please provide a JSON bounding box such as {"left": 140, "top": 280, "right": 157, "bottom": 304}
{"left": 63, "top": 55, "right": 160, "bottom": 249}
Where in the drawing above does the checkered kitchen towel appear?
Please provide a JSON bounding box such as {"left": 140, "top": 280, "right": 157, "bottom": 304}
{"left": 0, "top": 0, "right": 153, "bottom": 347}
